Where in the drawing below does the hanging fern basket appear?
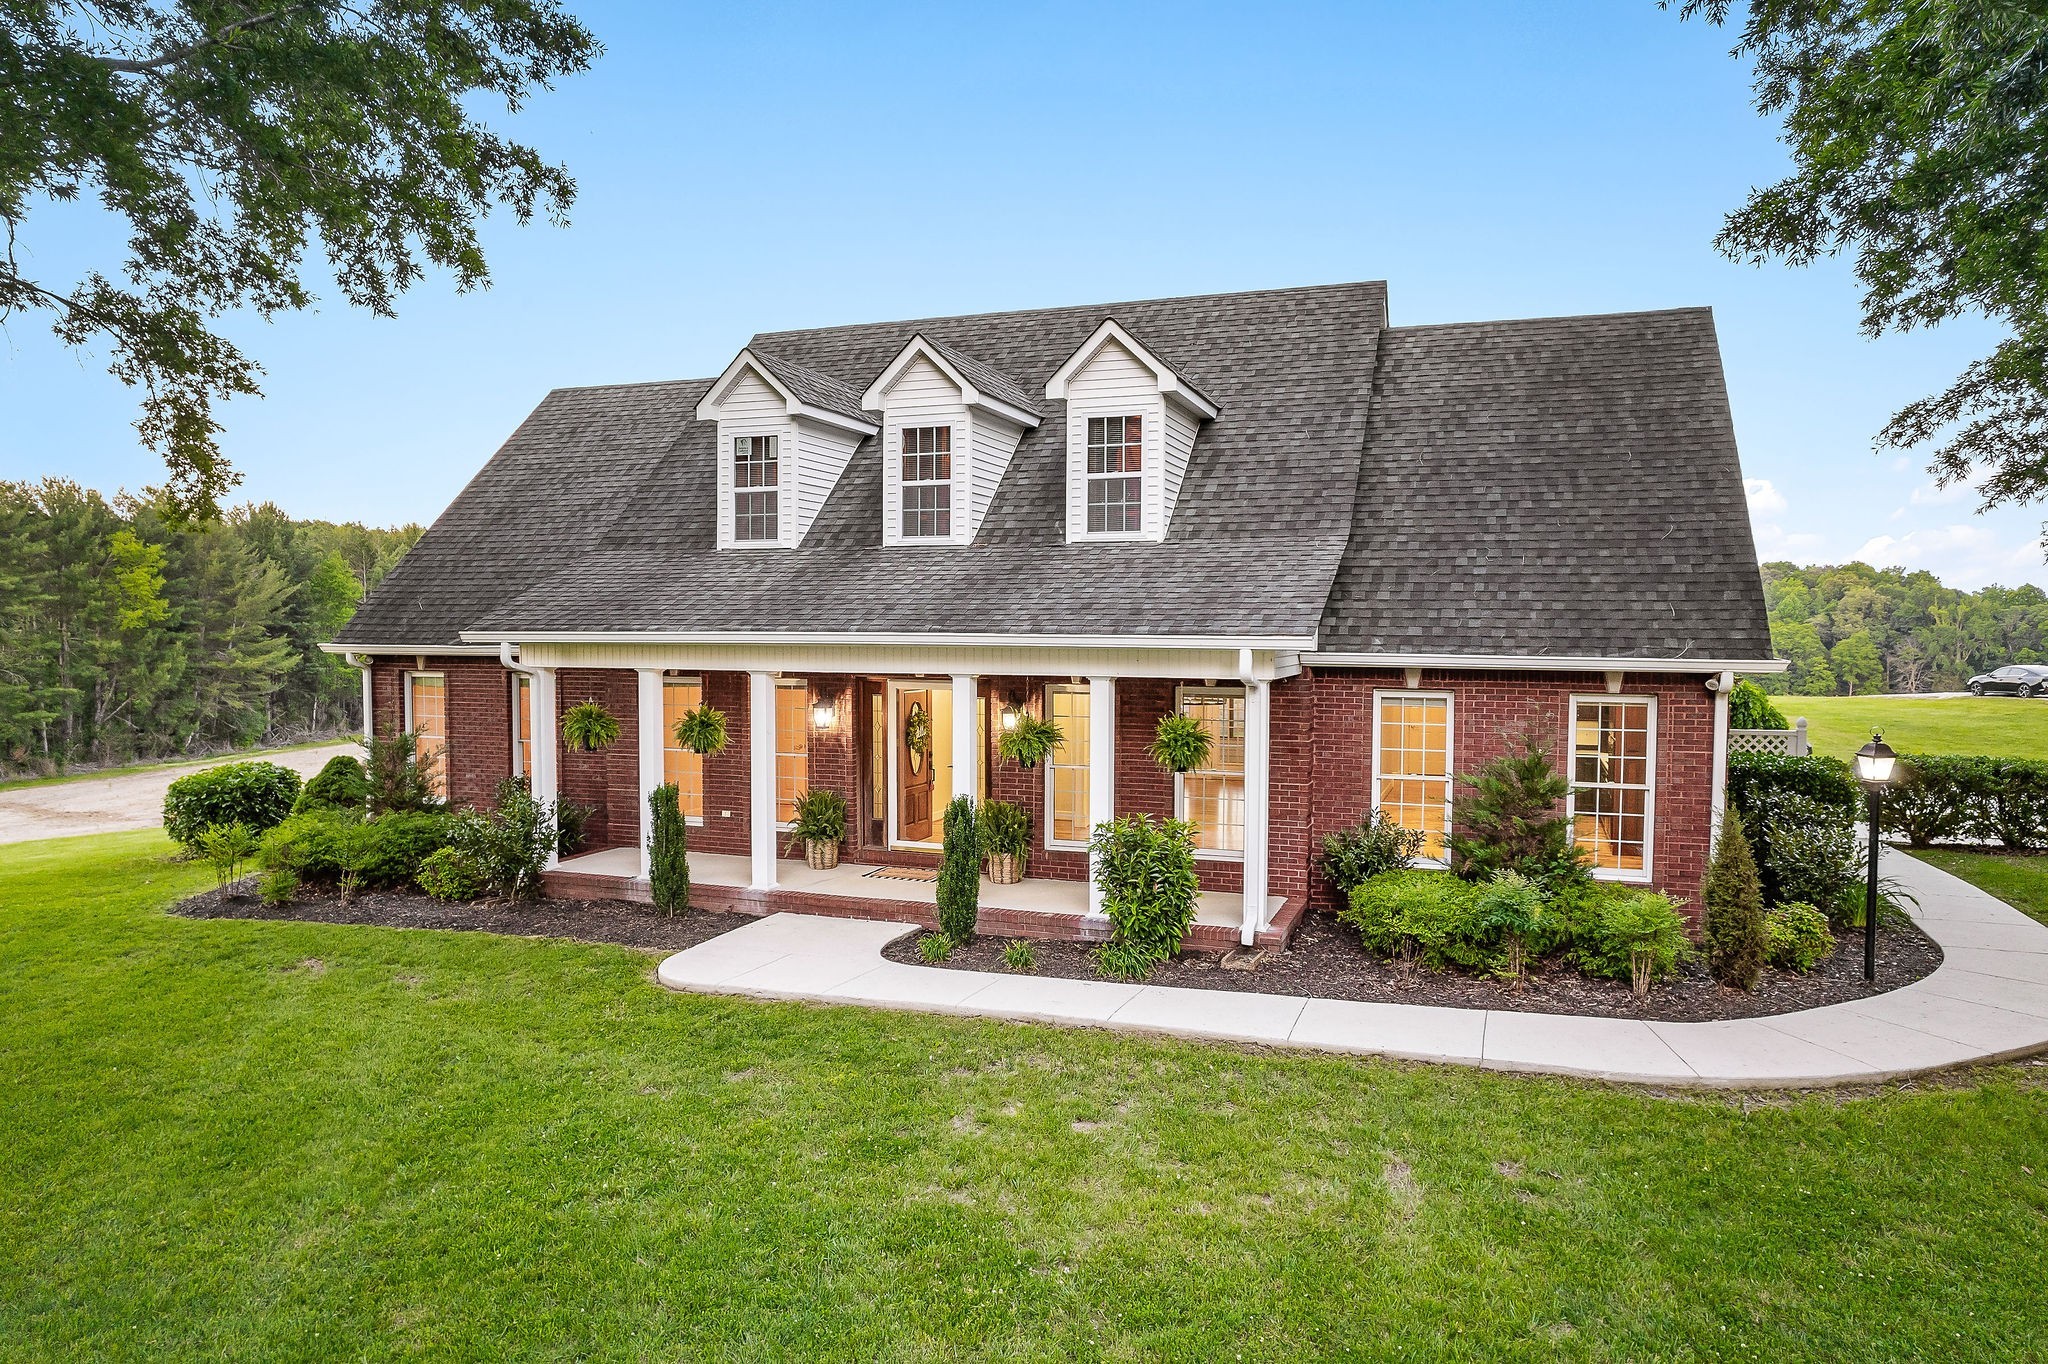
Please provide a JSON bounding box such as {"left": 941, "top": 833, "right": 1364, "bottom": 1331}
{"left": 997, "top": 713, "right": 1065, "bottom": 769}
{"left": 1149, "top": 713, "right": 1213, "bottom": 774}
{"left": 562, "top": 700, "right": 622, "bottom": 753}
{"left": 672, "top": 704, "right": 730, "bottom": 757}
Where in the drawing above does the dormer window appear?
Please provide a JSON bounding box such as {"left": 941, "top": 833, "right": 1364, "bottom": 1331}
{"left": 900, "top": 426, "right": 953, "bottom": 538}
{"left": 733, "top": 435, "right": 780, "bottom": 542}
{"left": 1086, "top": 415, "right": 1143, "bottom": 533}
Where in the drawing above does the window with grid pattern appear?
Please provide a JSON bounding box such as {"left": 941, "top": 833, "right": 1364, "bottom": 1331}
{"left": 1177, "top": 688, "right": 1245, "bottom": 854}
{"left": 660, "top": 677, "right": 705, "bottom": 820}
{"left": 1085, "top": 414, "right": 1143, "bottom": 534}
{"left": 1374, "top": 694, "right": 1452, "bottom": 862}
{"left": 512, "top": 674, "right": 532, "bottom": 779}
{"left": 1568, "top": 699, "right": 1654, "bottom": 877}
{"left": 900, "top": 425, "right": 952, "bottom": 538}
{"left": 1045, "top": 685, "right": 1090, "bottom": 847}
{"left": 775, "top": 680, "right": 808, "bottom": 824}
{"left": 406, "top": 673, "right": 448, "bottom": 801}
{"left": 733, "top": 435, "right": 779, "bottom": 542}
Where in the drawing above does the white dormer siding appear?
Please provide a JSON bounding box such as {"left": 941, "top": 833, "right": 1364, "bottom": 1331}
{"left": 697, "top": 350, "right": 877, "bottom": 550}
{"left": 1045, "top": 320, "right": 1219, "bottom": 544}
{"left": 863, "top": 338, "right": 1039, "bottom": 547}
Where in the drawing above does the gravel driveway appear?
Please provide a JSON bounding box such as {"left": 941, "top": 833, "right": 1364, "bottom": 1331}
{"left": 0, "top": 743, "right": 357, "bottom": 845}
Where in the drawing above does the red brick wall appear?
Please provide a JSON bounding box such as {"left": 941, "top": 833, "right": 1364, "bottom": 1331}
{"left": 368, "top": 656, "right": 512, "bottom": 811}
{"left": 555, "top": 668, "right": 639, "bottom": 851}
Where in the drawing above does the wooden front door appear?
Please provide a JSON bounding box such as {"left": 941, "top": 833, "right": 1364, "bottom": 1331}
{"left": 897, "top": 688, "right": 936, "bottom": 842}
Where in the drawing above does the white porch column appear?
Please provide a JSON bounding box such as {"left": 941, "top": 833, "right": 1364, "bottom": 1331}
{"left": 1240, "top": 677, "right": 1273, "bottom": 946}
{"left": 1709, "top": 669, "right": 1733, "bottom": 844}
{"left": 1085, "top": 675, "right": 1116, "bottom": 918}
{"left": 353, "top": 654, "right": 375, "bottom": 740}
{"left": 530, "top": 666, "right": 560, "bottom": 869}
{"left": 636, "top": 668, "right": 664, "bottom": 880}
{"left": 748, "top": 669, "right": 778, "bottom": 890}
{"left": 950, "top": 674, "right": 979, "bottom": 815}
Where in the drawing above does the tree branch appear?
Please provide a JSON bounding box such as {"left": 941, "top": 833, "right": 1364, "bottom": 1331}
{"left": 92, "top": 3, "right": 324, "bottom": 75}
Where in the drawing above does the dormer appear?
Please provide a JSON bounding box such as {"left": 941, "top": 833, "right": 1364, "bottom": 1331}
{"left": 860, "top": 335, "right": 1041, "bottom": 547}
{"left": 696, "top": 348, "right": 878, "bottom": 550}
{"left": 1045, "top": 319, "right": 1219, "bottom": 543}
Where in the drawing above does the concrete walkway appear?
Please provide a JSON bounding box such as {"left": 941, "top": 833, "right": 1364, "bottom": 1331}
{"left": 0, "top": 743, "right": 355, "bottom": 845}
{"left": 656, "top": 847, "right": 2048, "bottom": 1087}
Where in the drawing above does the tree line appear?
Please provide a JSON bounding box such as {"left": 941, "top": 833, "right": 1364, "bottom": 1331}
{"left": 0, "top": 479, "right": 419, "bottom": 776}
{"left": 1758, "top": 560, "right": 2048, "bottom": 696}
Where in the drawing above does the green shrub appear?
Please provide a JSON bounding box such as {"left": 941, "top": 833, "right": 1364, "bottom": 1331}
{"left": 648, "top": 782, "right": 689, "bottom": 916}
{"left": 1092, "top": 941, "right": 1159, "bottom": 981}
{"left": 1703, "top": 810, "right": 1765, "bottom": 991}
{"left": 1472, "top": 871, "right": 1545, "bottom": 980}
{"left": 258, "top": 808, "right": 454, "bottom": 889}
{"left": 1448, "top": 736, "right": 1579, "bottom": 883}
{"left": 259, "top": 869, "right": 298, "bottom": 907}
{"left": 1882, "top": 754, "right": 1980, "bottom": 847}
{"left": 451, "top": 778, "right": 556, "bottom": 901}
{"left": 938, "top": 794, "right": 980, "bottom": 942}
{"left": 1576, "top": 889, "right": 1691, "bottom": 997}
{"left": 918, "top": 932, "right": 953, "bottom": 963}
{"left": 294, "top": 754, "right": 367, "bottom": 813}
{"left": 1755, "top": 792, "right": 1864, "bottom": 925}
{"left": 977, "top": 799, "right": 1032, "bottom": 859}
{"left": 1318, "top": 809, "right": 1425, "bottom": 902}
{"left": 1726, "top": 752, "right": 1860, "bottom": 822}
{"left": 417, "top": 846, "right": 485, "bottom": 902}
{"left": 163, "top": 761, "right": 301, "bottom": 849}
{"left": 258, "top": 808, "right": 355, "bottom": 879}
{"left": 1001, "top": 938, "right": 1036, "bottom": 972}
{"left": 1728, "top": 679, "right": 1788, "bottom": 730}
{"left": 556, "top": 797, "right": 594, "bottom": 858}
{"left": 1979, "top": 757, "right": 2048, "bottom": 850}
{"left": 1340, "top": 870, "right": 1485, "bottom": 968}
{"left": 1090, "top": 813, "right": 1199, "bottom": 978}
{"left": 195, "top": 821, "right": 260, "bottom": 893}
{"left": 1763, "top": 901, "right": 1836, "bottom": 972}
{"left": 364, "top": 731, "right": 438, "bottom": 814}
{"left": 788, "top": 788, "right": 849, "bottom": 849}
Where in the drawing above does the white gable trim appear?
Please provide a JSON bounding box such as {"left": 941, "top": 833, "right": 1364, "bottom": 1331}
{"left": 862, "top": 334, "right": 1041, "bottom": 429}
{"left": 696, "top": 348, "right": 879, "bottom": 437}
{"left": 1044, "top": 318, "right": 1219, "bottom": 420}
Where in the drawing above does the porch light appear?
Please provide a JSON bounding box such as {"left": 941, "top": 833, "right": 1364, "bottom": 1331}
{"left": 811, "top": 698, "right": 835, "bottom": 730}
{"left": 1000, "top": 706, "right": 1021, "bottom": 732}
{"left": 1854, "top": 732, "right": 1897, "bottom": 789}
{"left": 1853, "top": 730, "right": 1898, "bottom": 984}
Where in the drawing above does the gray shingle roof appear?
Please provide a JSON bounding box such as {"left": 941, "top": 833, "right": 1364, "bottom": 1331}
{"left": 919, "top": 336, "right": 1039, "bottom": 417}
{"left": 335, "top": 282, "right": 1772, "bottom": 663}
{"left": 746, "top": 348, "right": 872, "bottom": 425}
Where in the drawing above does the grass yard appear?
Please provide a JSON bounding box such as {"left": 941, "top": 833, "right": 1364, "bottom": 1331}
{"left": 4, "top": 833, "right": 2046, "bottom": 1360}
{"left": 1908, "top": 848, "right": 2048, "bottom": 928}
{"left": 1774, "top": 693, "right": 2048, "bottom": 762}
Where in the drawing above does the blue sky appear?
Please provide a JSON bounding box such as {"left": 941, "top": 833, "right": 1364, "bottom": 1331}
{"left": 4, "top": 0, "right": 2041, "bottom": 588}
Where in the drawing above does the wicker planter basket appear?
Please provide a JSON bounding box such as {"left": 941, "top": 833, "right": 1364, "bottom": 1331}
{"left": 805, "top": 839, "right": 840, "bottom": 870}
{"left": 987, "top": 852, "right": 1026, "bottom": 885}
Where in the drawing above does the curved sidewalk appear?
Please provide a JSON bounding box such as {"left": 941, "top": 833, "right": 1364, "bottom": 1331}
{"left": 655, "top": 848, "right": 2048, "bottom": 1087}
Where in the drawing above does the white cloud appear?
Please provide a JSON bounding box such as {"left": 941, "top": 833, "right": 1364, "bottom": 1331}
{"left": 1744, "top": 478, "right": 1788, "bottom": 515}
{"left": 1753, "top": 522, "right": 1825, "bottom": 560}
{"left": 1854, "top": 524, "right": 2048, "bottom": 588}
{"left": 1891, "top": 456, "right": 1913, "bottom": 472}
{"left": 1907, "top": 465, "right": 1989, "bottom": 507}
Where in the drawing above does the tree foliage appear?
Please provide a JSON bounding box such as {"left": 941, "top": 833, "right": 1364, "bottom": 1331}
{"left": 1, "top": 2, "right": 599, "bottom": 520}
{"left": 1678, "top": 1, "right": 2048, "bottom": 543}
{"left": 0, "top": 478, "right": 417, "bottom": 774}
{"left": 1703, "top": 810, "right": 1766, "bottom": 991}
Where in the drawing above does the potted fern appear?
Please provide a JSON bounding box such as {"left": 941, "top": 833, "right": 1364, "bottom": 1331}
{"left": 562, "top": 700, "right": 621, "bottom": 752}
{"left": 673, "top": 704, "right": 729, "bottom": 756}
{"left": 1149, "top": 713, "right": 1212, "bottom": 774}
{"left": 978, "top": 798, "right": 1032, "bottom": 884}
{"left": 786, "top": 788, "right": 848, "bottom": 869}
{"left": 997, "top": 713, "right": 1064, "bottom": 769}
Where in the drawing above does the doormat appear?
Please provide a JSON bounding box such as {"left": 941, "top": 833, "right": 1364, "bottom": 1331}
{"left": 865, "top": 865, "right": 939, "bottom": 883}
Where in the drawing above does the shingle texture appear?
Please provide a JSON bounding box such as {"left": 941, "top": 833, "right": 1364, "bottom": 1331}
{"left": 920, "top": 336, "right": 1039, "bottom": 417}
{"left": 335, "top": 283, "right": 1771, "bottom": 662}
{"left": 746, "top": 348, "right": 872, "bottom": 425}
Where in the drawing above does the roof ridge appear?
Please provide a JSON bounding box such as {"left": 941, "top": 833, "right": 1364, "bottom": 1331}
{"left": 1384, "top": 305, "right": 1712, "bottom": 335}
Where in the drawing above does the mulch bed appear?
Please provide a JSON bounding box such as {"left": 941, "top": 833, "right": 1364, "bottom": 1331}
{"left": 172, "top": 883, "right": 751, "bottom": 954}
{"left": 882, "top": 911, "right": 1945, "bottom": 1023}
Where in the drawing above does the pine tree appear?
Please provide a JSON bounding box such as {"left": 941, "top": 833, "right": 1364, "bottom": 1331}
{"left": 1449, "top": 735, "right": 1576, "bottom": 881}
{"left": 648, "top": 783, "right": 690, "bottom": 917}
{"left": 1703, "top": 809, "right": 1766, "bottom": 991}
{"left": 937, "top": 794, "right": 980, "bottom": 942}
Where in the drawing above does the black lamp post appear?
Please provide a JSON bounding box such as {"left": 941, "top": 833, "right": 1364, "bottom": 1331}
{"left": 1853, "top": 731, "right": 1898, "bottom": 983}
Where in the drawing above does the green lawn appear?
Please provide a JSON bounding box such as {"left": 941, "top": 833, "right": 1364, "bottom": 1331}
{"left": 1909, "top": 847, "right": 2048, "bottom": 927}
{"left": 0, "top": 738, "right": 348, "bottom": 792}
{"left": 1774, "top": 693, "right": 2048, "bottom": 761}
{"left": 4, "top": 834, "right": 2046, "bottom": 1360}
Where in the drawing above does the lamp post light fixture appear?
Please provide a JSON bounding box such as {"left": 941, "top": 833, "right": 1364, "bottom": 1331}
{"left": 1853, "top": 730, "right": 1899, "bottom": 983}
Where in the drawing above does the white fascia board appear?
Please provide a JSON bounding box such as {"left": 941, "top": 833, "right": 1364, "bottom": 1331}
{"left": 1044, "top": 318, "right": 1220, "bottom": 419}
{"left": 461, "top": 628, "right": 1318, "bottom": 651}
{"left": 318, "top": 642, "right": 502, "bottom": 657}
{"left": 1303, "top": 651, "right": 1789, "bottom": 674}
{"left": 861, "top": 334, "right": 1039, "bottom": 429}
{"left": 791, "top": 403, "right": 879, "bottom": 437}
{"left": 696, "top": 349, "right": 878, "bottom": 435}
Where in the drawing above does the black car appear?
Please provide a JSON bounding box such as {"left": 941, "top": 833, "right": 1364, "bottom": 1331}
{"left": 1967, "top": 664, "right": 2048, "bottom": 697}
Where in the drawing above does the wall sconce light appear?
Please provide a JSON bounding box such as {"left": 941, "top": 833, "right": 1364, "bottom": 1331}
{"left": 812, "top": 697, "right": 836, "bottom": 730}
{"left": 1000, "top": 706, "right": 1021, "bottom": 732}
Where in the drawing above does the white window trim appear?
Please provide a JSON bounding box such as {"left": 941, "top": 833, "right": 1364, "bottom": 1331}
{"left": 1174, "top": 683, "right": 1246, "bottom": 863}
{"left": 1067, "top": 402, "right": 1160, "bottom": 543}
{"left": 728, "top": 431, "right": 787, "bottom": 548}
{"left": 774, "top": 678, "right": 808, "bottom": 832}
{"left": 403, "top": 671, "right": 448, "bottom": 805}
{"left": 1043, "top": 682, "right": 1091, "bottom": 852}
{"left": 896, "top": 423, "right": 957, "bottom": 542}
{"left": 661, "top": 673, "right": 708, "bottom": 828}
{"left": 1370, "top": 689, "right": 1455, "bottom": 870}
{"left": 1567, "top": 693, "right": 1659, "bottom": 884}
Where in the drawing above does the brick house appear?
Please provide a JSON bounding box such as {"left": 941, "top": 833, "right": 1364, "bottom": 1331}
{"left": 328, "top": 282, "right": 1777, "bottom": 949}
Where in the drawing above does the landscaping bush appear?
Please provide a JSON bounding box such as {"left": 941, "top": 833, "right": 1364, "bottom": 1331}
{"left": 556, "top": 797, "right": 595, "bottom": 858}
{"left": 1471, "top": 871, "right": 1544, "bottom": 980}
{"left": 918, "top": 932, "right": 954, "bottom": 963}
{"left": 1882, "top": 754, "right": 1982, "bottom": 847}
{"left": 1754, "top": 792, "right": 1863, "bottom": 925}
{"left": 364, "top": 732, "right": 438, "bottom": 814}
{"left": 938, "top": 794, "right": 980, "bottom": 942}
{"left": 294, "top": 754, "right": 367, "bottom": 813}
{"left": 163, "top": 761, "right": 301, "bottom": 849}
{"left": 648, "top": 782, "right": 689, "bottom": 916}
{"left": 1319, "top": 809, "right": 1425, "bottom": 901}
{"left": 1978, "top": 758, "right": 2048, "bottom": 850}
{"left": 1340, "top": 870, "right": 1484, "bottom": 968}
{"left": 1448, "top": 736, "right": 1579, "bottom": 884}
{"left": 1001, "top": 939, "right": 1036, "bottom": 972}
{"left": 1726, "top": 752, "right": 1860, "bottom": 823}
{"left": 1702, "top": 811, "right": 1765, "bottom": 991}
{"left": 417, "top": 846, "right": 485, "bottom": 902}
{"left": 1728, "top": 679, "right": 1788, "bottom": 730}
{"left": 195, "top": 821, "right": 260, "bottom": 894}
{"left": 355, "top": 811, "right": 457, "bottom": 886}
{"left": 258, "top": 808, "right": 455, "bottom": 889}
{"left": 1763, "top": 901, "right": 1835, "bottom": 973}
{"left": 1575, "top": 889, "right": 1691, "bottom": 996}
{"left": 259, "top": 869, "right": 298, "bottom": 906}
{"left": 1090, "top": 813, "right": 1199, "bottom": 979}
{"left": 451, "top": 778, "right": 556, "bottom": 901}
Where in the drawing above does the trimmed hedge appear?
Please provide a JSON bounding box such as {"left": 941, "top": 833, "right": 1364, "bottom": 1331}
{"left": 258, "top": 808, "right": 456, "bottom": 888}
{"left": 294, "top": 754, "right": 367, "bottom": 813}
{"left": 1725, "top": 752, "right": 1860, "bottom": 819}
{"left": 1882, "top": 754, "right": 2048, "bottom": 849}
{"left": 1727, "top": 753, "right": 1863, "bottom": 912}
{"left": 163, "top": 761, "right": 301, "bottom": 850}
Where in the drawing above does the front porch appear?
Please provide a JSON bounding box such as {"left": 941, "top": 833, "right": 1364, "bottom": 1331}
{"left": 543, "top": 847, "right": 1302, "bottom": 952}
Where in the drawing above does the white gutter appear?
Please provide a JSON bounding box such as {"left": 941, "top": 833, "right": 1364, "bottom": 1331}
{"left": 318, "top": 642, "right": 502, "bottom": 657}
{"left": 459, "top": 629, "right": 1318, "bottom": 651}
{"left": 1303, "top": 651, "right": 1787, "bottom": 674}
{"left": 498, "top": 641, "right": 535, "bottom": 674}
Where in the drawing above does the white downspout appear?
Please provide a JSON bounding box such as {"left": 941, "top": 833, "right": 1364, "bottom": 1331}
{"left": 1238, "top": 649, "right": 1272, "bottom": 947}
{"left": 1709, "top": 670, "right": 1733, "bottom": 843}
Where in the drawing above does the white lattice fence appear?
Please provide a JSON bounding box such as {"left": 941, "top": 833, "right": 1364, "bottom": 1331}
{"left": 1730, "top": 718, "right": 1809, "bottom": 757}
